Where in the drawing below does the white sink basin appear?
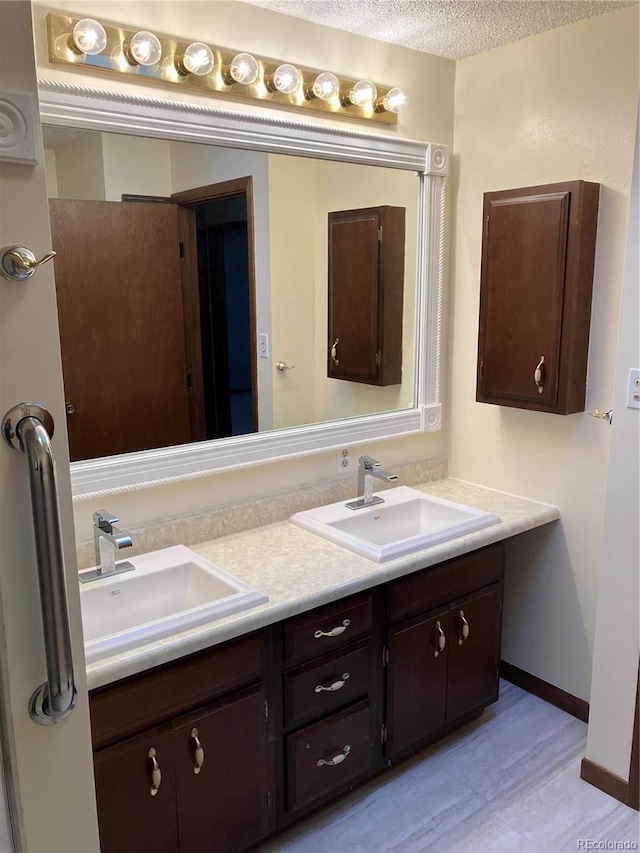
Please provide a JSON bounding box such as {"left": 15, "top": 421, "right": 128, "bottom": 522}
{"left": 291, "top": 486, "right": 500, "bottom": 562}
{"left": 79, "top": 545, "right": 268, "bottom": 663}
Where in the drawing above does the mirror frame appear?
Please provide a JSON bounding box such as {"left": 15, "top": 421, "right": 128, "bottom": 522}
{"left": 38, "top": 79, "right": 448, "bottom": 500}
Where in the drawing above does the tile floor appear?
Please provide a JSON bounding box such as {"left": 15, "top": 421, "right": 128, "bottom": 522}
{"left": 259, "top": 681, "right": 639, "bottom": 852}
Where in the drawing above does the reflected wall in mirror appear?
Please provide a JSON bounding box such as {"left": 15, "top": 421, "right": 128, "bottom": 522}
{"left": 43, "top": 126, "right": 419, "bottom": 462}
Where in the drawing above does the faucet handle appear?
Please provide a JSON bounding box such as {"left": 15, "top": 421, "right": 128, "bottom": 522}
{"left": 93, "top": 509, "right": 119, "bottom": 532}
{"left": 358, "top": 455, "right": 380, "bottom": 470}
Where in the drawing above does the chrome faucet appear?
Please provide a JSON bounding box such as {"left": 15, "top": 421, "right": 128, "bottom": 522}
{"left": 79, "top": 510, "right": 135, "bottom": 584}
{"left": 345, "top": 455, "right": 398, "bottom": 510}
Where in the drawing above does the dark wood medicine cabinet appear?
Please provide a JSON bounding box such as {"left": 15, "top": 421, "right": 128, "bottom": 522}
{"left": 328, "top": 205, "right": 406, "bottom": 386}
{"left": 476, "top": 180, "right": 600, "bottom": 414}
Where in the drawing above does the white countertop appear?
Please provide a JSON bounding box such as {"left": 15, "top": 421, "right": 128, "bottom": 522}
{"left": 85, "top": 478, "right": 559, "bottom": 691}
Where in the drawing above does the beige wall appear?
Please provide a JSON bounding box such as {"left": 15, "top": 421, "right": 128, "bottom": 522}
{"left": 268, "top": 154, "right": 318, "bottom": 429}
{"left": 102, "top": 133, "right": 172, "bottom": 201}
{"left": 450, "top": 6, "right": 639, "bottom": 701}
{"left": 268, "top": 155, "right": 419, "bottom": 429}
{"left": 54, "top": 131, "right": 105, "bottom": 200}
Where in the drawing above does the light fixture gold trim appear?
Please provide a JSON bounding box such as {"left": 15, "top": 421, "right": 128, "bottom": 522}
{"left": 46, "top": 13, "right": 400, "bottom": 125}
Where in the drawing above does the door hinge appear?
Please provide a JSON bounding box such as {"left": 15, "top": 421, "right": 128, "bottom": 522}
{"left": 264, "top": 699, "right": 269, "bottom": 723}
{"left": 485, "top": 215, "right": 489, "bottom": 237}
{"left": 376, "top": 351, "right": 381, "bottom": 367}
{"left": 380, "top": 724, "right": 387, "bottom": 744}
{"left": 179, "top": 241, "right": 185, "bottom": 258}
{"left": 378, "top": 225, "right": 383, "bottom": 243}
{"left": 382, "top": 645, "right": 389, "bottom": 667}
{"left": 186, "top": 372, "right": 192, "bottom": 388}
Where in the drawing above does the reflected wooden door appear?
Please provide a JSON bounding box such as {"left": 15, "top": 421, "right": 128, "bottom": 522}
{"left": 49, "top": 199, "right": 193, "bottom": 461}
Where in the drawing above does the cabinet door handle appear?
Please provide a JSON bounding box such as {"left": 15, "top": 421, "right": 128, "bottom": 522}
{"left": 314, "top": 618, "right": 350, "bottom": 639}
{"left": 458, "top": 610, "right": 470, "bottom": 645}
{"left": 314, "top": 672, "right": 350, "bottom": 693}
{"left": 331, "top": 338, "right": 340, "bottom": 365}
{"left": 191, "top": 727, "right": 205, "bottom": 775}
{"left": 534, "top": 355, "right": 545, "bottom": 394}
{"left": 434, "top": 620, "right": 446, "bottom": 658}
{"left": 317, "top": 745, "right": 351, "bottom": 767}
{"left": 148, "top": 748, "right": 162, "bottom": 796}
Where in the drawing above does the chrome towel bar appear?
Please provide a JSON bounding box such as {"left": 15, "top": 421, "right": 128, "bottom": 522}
{"left": 2, "top": 403, "right": 76, "bottom": 725}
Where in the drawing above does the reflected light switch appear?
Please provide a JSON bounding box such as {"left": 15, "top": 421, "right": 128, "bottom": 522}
{"left": 627, "top": 368, "right": 640, "bottom": 409}
{"left": 259, "top": 333, "right": 269, "bottom": 359}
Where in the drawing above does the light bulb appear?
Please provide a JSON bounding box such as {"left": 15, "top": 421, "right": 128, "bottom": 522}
{"left": 267, "top": 64, "right": 301, "bottom": 95}
{"left": 378, "top": 87, "right": 408, "bottom": 113}
{"left": 127, "top": 31, "right": 162, "bottom": 67}
{"left": 308, "top": 72, "right": 340, "bottom": 101}
{"left": 71, "top": 19, "right": 107, "bottom": 56}
{"left": 224, "top": 53, "right": 259, "bottom": 85}
{"left": 178, "top": 42, "right": 214, "bottom": 76}
{"left": 344, "top": 80, "right": 378, "bottom": 108}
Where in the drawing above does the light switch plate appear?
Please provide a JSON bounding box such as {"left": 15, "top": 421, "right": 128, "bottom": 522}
{"left": 0, "top": 90, "right": 40, "bottom": 166}
{"left": 627, "top": 368, "right": 640, "bottom": 409}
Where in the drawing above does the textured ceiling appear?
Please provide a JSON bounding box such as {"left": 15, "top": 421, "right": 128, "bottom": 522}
{"left": 239, "top": 0, "right": 636, "bottom": 59}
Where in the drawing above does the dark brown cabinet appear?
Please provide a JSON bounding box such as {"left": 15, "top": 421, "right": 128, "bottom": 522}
{"left": 328, "top": 206, "right": 405, "bottom": 386}
{"left": 90, "top": 543, "right": 505, "bottom": 851}
{"left": 91, "top": 634, "right": 274, "bottom": 853}
{"left": 385, "top": 545, "right": 503, "bottom": 760}
{"left": 476, "top": 181, "right": 600, "bottom": 414}
{"left": 280, "top": 591, "right": 378, "bottom": 819}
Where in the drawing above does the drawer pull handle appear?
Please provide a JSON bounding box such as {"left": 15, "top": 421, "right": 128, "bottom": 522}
{"left": 434, "top": 620, "right": 446, "bottom": 658}
{"left": 534, "top": 355, "right": 545, "bottom": 394}
{"left": 317, "top": 745, "right": 351, "bottom": 767}
{"left": 191, "top": 727, "right": 205, "bottom": 775}
{"left": 314, "top": 672, "right": 350, "bottom": 693}
{"left": 148, "top": 747, "right": 162, "bottom": 796}
{"left": 458, "top": 610, "right": 470, "bottom": 645}
{"left": 314, "top": 618, "right": 350, "bottom": 639}
{"left": 331, "top": 338, "right": 340, "bottom": 365}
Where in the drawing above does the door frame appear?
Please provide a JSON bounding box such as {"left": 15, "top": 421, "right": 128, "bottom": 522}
{"left": 172, "top": 177, "right": 258, "bottom": 435}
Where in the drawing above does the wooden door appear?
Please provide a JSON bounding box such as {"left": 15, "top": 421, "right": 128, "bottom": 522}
{"left": 94, "top": 726, "right": 179, "bottom": 853}
{"left": 49, "top": 199, "right": 193, "bottom": 461}
{"left": 173, "top": 685, "right": 272, "bottom": 853}
{"left": 446, "top": 584, "right": 502, "bottom": 724}
{"left": 0, "top": 6, "right": 100, "bottom": 851}
{"left": 385, "top": 608, "right": 448, "bottom": 758}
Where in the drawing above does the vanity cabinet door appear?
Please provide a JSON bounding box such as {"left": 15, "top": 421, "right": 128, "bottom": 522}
{"left": 446, "top": 584, "right": 502, "bottom": 724}
{"left": 385, "top": 608, "right": 448, "bottom": 758}
{"left": 173, "top": 684, "right": 273, "bottom": 853}
{"left": 94, "top": 725, "right": 179, "bottom": 853}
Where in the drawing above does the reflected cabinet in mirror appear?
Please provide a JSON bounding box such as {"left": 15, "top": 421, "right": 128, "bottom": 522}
{"left": 38, "top": 81, "right": 447, "bottom": 496}
{"left": 44, "top": 127, "right": 419, "bottom": 462}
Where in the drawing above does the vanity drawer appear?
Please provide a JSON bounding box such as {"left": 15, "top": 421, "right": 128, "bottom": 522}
{"left": 283, "top": 592, "right": 373, "bottom": 666}
{"left": 284, "top": 640, "right": 373, "bottom": 730}
{"left": 286, "top": 700, "right": 375, "bottom": 813}
{"left": 387, "top": 543, "right": 504, "bottom": 623}
{"left": 90, "top": 632, "right": 265, "bottom": 748}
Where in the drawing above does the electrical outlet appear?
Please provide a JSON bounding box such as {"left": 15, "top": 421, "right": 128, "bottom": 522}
{"left": 338, "top": 447, "right": 353, "bottom": 473}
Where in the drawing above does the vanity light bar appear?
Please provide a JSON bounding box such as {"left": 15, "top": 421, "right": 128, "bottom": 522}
{"left": 47, "top": 14, "right": 408, "bottom": 125}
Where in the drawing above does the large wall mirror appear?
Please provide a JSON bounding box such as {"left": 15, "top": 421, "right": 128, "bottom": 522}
{"left": 38, "top": 82, "right": 447, "bottom": 498}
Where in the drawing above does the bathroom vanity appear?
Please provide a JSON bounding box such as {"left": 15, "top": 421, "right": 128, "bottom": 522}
{"left": 84, "top": 480, "right": 558, "bottom": 853}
